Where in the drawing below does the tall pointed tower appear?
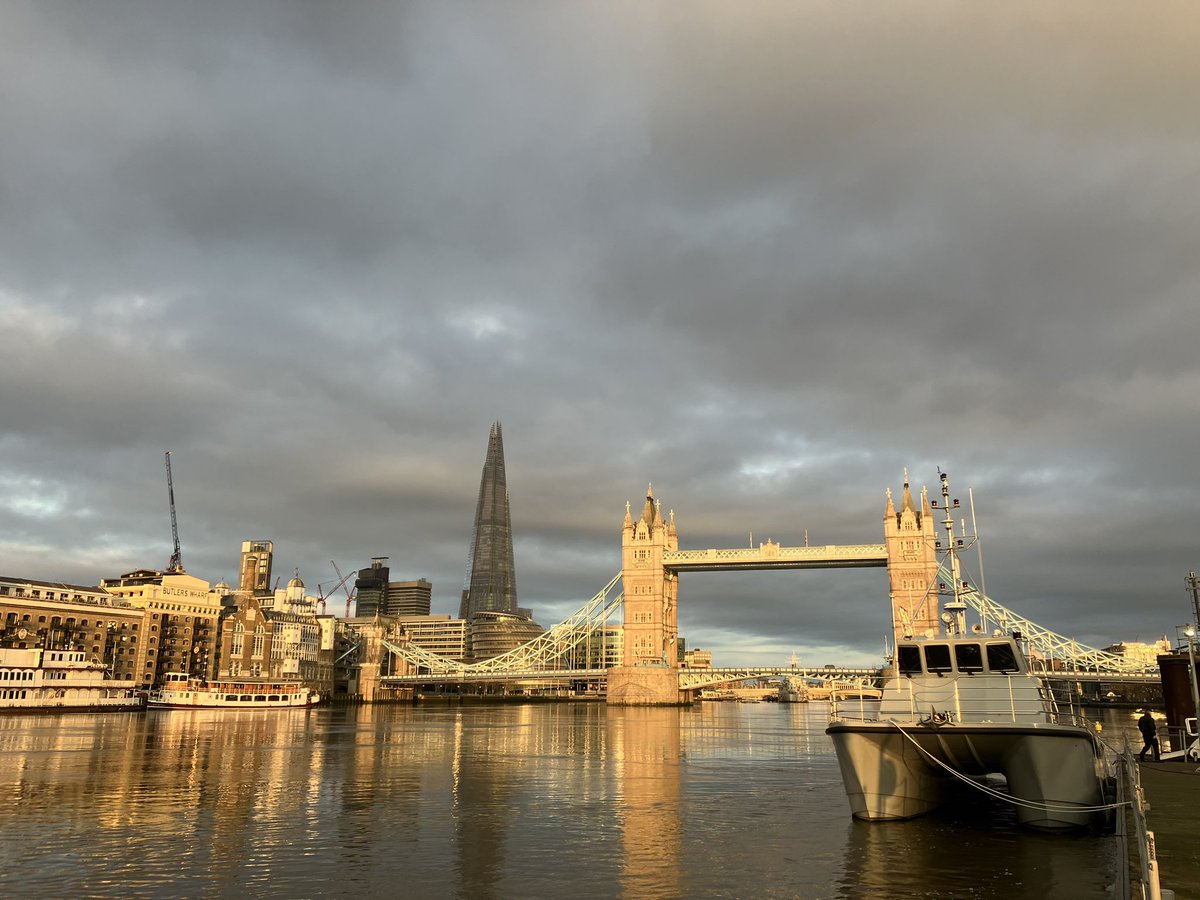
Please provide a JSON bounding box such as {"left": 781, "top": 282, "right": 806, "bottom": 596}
{"left": 619, "top": 485, "right": 679, "bottom": 667}
{"left": 609, "top": 484, "right": 684, "bottom": 705}
{"left": 883, "top": 470, "right": 941, "bottom": 641}
{"left": 459, "top": 422, "right": 518, "bottom": 620}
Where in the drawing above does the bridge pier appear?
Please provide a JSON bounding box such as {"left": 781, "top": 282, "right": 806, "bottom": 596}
{"left": 607, "top": 665, "right": 688, "bottom": 706}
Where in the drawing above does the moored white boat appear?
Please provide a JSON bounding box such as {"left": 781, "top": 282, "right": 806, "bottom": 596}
{"left": 826, "top": 473, "right": 1112, "bottom": 830}
{"left": 0, "top": 647, "right": 145, "bottom": 713}
{"left": 147, "top": 672, "right": 319, "bottom": 709}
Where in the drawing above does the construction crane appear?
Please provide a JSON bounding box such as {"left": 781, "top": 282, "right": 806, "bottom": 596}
{"left": 331, "top": 560, "right": 356, "bottom": 618}
{"left": 164, "top": 451, "right": 184, "bottom": 573}
{"left": 318, "top": 568, "right": 356, "bottom": 616}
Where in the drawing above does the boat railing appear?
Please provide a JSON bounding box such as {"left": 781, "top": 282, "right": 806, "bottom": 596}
{"left": 161, "top": 678, "right": 309, "bottom": 696}
{"left": 1120, "top": 736, "right": 1166, "bottom": 900}
{"left": 830, "top": 677, "right": 1098, "bottom": 729}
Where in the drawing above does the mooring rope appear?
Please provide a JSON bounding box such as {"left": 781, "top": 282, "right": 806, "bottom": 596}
{"left": 889, "top": 721, "right": 1130, "bottom": 813}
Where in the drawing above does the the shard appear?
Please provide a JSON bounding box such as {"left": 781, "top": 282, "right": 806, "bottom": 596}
{"left": 459, "top": 422, "right": 518, "bottom": 620}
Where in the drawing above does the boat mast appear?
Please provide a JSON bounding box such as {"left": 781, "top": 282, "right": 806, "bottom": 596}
{"left": 937, "top": 472, "right": 967, "bottom": 635}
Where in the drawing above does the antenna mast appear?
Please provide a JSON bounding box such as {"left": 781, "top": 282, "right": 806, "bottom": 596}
{"left": 165, "top": 451, "right": 184, "bottom": 573}
{"left": 938, "top": 472, "right": 966, "bottom": 635}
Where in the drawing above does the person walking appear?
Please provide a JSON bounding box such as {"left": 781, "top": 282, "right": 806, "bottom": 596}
{"left": 1137, "top": 710, "right": 1161, "bottom": 762}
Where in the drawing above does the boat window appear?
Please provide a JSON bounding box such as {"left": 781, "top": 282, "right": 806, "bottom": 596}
{"left": 240, "top": 694, "right": 252, "bottom": 702}
{"left": 254, "top": 695, "right": 267, "bottom": 702}
{"left": 267, "top": 695, "right": 281, "bottom": 701}
{"left": 896, "top": 645, "right": 922, "bottom": 676}
{"left": 923, "top": 644, "right": 953, "bottom": 674}
{"left": 225, "top": 694, "right": 237, "bottom": 701}
{"left": 955, "top": 643, "right": 984, "bottom": 673}
{"left": 986, "top": 643, "right": 1020, "bottom": 673}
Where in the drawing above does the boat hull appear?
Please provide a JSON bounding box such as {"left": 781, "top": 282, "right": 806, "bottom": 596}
{"left": 0, "top": 694, "right": 145, "bottom": 714}
{"left": 826, "top": 721, "right": 1105, "bottom": 829}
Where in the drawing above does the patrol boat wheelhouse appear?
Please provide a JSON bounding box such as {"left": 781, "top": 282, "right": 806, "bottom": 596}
{"left": 826, "top": 473, "right": 1109, "bottom": 830}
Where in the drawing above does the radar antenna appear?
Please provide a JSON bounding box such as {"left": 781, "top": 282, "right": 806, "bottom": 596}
{"left": 165, "top": 451, "right": 184, "bottom": 573}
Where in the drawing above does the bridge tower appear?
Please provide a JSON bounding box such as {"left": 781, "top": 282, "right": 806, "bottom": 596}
{"left": 607, "top": 485, "right": 684, "bottom": 705}
{"left": 883, "top": 471, "right": 941, "bottom": 641}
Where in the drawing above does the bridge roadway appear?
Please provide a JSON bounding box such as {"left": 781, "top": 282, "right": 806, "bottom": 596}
{"left": 662, "top": 543, "right": 888, "bottom": 572}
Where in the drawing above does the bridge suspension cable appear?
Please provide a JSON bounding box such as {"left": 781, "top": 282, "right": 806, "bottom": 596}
{"left": 383, "top": 572, "right": 624, "bottom": 676}
{"left": 380, "top": 562, "right": 1147, "bottom": 683}
{"left": 939, "top": 563, "right": 1147, "bottom": 674}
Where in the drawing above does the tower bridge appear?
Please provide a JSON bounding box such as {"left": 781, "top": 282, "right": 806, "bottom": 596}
{"left": 379, "top": 476, "right": 1154, "bottom": 704}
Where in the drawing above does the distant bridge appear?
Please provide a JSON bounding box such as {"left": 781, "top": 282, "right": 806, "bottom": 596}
{"left": 677, "top": 666, "right": 879, "bottom": 692}
{"left": 663, "top": 543, "right": 887, "bottom": 572}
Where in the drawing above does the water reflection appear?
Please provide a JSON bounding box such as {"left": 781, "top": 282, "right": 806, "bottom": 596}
{"left": 610, "top": 708, "right": 682, "bottom": 899}
{"left": 450, "top": 707, "right": 522, "bottom": 899}
{"left": 837, "top": 782, "right": 1122, "bottom": 899}
{"left": 0, "top": 702, "right": 1124, "bottom": 899}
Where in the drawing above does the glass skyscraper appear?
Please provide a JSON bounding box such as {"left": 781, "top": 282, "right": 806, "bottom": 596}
{"left": 459, "top": 422, "right": 518, "bottom": 620}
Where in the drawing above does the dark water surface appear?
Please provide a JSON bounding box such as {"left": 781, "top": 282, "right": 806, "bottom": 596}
{"left": 0, "top": 702, "right": 1129, "bottom": 899}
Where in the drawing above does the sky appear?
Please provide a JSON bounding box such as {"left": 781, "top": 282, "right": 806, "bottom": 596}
{"left": 2, "top": 2, "right": 1199, "bottom": 667}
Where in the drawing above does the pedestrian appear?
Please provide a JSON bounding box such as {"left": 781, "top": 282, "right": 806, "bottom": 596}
{"left": 1137, "top": 710, "right": 1160, "bottom": 762}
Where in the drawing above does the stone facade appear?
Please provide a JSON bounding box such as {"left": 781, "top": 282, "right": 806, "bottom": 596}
{"left": 217, "top": 577, "right": 333, "bottom": 691}
{"left": 0, "top": 576, "right": 148, "bottom": 683}
{"left": 613, "top": 486, "right": 684, "bottom": 706}
{"left": 101, "top": 569, "right": 222, "bottom": 686}
{"left": 882, "top": 474, "right": 941, "bottom": 641}
{"left": 620, "top": 486, "right": 679, "bottom": 669}
{"left": 607, "top": 665, "right": 685, "bottom": 706}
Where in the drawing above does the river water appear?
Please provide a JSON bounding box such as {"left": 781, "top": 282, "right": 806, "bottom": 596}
{"left": 0, "top": 701, "right": 1136, "bottom": 899}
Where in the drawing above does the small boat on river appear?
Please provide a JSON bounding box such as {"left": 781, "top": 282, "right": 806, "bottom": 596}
{"left": 826, "top": 472, "right": 1112, "bottom": 830}
{"left": 147, "top": 672, "right": 319, "bottom": 709}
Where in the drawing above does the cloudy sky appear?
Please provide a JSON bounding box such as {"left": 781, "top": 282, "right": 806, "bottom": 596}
{"left": 3, "top": 3, "right": 1199, "bottom": 666}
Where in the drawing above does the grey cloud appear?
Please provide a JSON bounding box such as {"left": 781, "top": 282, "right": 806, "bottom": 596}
{"left": 2, "top": 3, "right": 1199, "bottom": 663}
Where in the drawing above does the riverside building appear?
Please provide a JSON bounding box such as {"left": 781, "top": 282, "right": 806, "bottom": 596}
{"left": 340, "top": 615, "right": 469, "bottom": 662}
{"left": 238, "top": 540, "right": 274, "bottom": 593}
{"left": 100, "top": 569, "right": 222, "bottom": 687}
{"left": 219, "top": 546, "right": 336, "bottom": 692}
{"left": 353, "top": 559, "right": 432, "bottom": 618}
{"left": 0, "top": 576, "right": 148, "bottom": 683}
